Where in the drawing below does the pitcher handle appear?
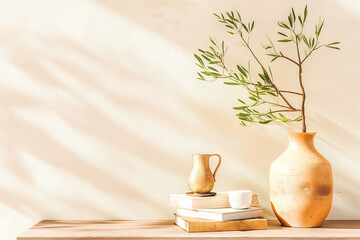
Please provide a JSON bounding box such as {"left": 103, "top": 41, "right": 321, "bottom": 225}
{"left": 251, "top": 193, "right": 259, "bottom": 206}
{"left": 210, "top": 154, "right": 222, "bottom": 182}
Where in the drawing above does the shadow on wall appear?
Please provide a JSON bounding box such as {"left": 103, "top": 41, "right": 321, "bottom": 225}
{"left": 0, "top": 27, "right": 282, "bottom": 220}
{"left": 0, "top": 33, "right": 187, "bottom": 217}
{"left": 0, "top": 2, "right": 359, "bottom": 239}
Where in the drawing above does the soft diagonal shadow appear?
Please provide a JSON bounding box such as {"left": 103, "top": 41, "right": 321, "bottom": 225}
{"left": 0, "top": 2, "right": 359, "bottom": 234}
{"left": 3, "top": 109, "right": 164, "bottom": 216}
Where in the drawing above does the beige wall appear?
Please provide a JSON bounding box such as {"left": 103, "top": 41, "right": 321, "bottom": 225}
{"left": 0, "top": 0, "right": 359, "bottom": 239}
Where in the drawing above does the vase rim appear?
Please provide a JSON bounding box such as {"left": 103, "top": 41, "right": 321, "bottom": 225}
{"left": 287, "top": 132, "right": 316, "bottom": 136}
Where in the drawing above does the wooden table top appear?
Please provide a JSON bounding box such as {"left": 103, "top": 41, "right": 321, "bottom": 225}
{"left": 18, "top": 220, "right": 360, "bottom": 240}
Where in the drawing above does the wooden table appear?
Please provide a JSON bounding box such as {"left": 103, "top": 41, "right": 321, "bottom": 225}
{"left": 18, "top": 220, "right": 360, "bottom": 240}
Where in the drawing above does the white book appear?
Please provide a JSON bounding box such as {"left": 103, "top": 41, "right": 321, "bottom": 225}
{"left": 169, "top": 192, "right": 229, "bottom": 209}
{"left": 176, "top": 207, "right": 263, "bottom": 222}
{"left": 169, "top": 192, "right": 258, "bottom": 209}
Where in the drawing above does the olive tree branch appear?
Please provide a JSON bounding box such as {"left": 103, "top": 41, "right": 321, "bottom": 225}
{"left": 301, "top": 45, "right": 324, "bottom": 64}
{"left": 264, "top": 38, "right": 299, "bottom": 66}
{"left": 269, "top": 109, "right": 300, "bottom": 114}
{"left": 243, "top": 109, "right": 301, "bottom": 119}
{"left": 195, "top": 8, "right": 339, "bottom": 127}
{"left": 279, "top": 90, "right": 303, "bottom": 96}
{"left": 262, "top": 101, "right": 297, "bottom": 110}
{"left": 279, "top": 52, "right": 299, "bottom": 65}
{"left": 236, "top": 30, "right": 296, "bottom": 110}
{"left": 295, "top": 34, "right": 307, "bottom": 132}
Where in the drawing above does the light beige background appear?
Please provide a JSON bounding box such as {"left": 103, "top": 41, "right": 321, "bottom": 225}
{"left": 0, "top": 0, "right": 359, "bottom": 239}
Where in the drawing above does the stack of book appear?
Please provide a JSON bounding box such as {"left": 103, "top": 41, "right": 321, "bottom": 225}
{"left": 169, "top": 192, "right": 267, "bottom": 232}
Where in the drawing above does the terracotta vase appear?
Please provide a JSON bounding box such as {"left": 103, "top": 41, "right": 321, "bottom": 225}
{"left": 269, "top": 132, "right": 333, "bottom": 227}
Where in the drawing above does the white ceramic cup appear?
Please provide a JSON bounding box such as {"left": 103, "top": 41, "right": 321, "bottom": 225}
{"left": 228, "top": 190, "right": 258, "bottom": 209}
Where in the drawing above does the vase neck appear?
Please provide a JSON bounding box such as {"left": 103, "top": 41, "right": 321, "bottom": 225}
{"left": 193, "top": 154, "right": 210, "bottom": 168}
{"left": 287, "top": 132, "right": 317, "bottom": 151}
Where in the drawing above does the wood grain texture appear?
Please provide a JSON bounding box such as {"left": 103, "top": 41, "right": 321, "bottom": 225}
{"left": 175, "top": 216, "right": 267, "bottom": 232}
{"left": 18, "top": 220, "right": 360, "bottom": 240}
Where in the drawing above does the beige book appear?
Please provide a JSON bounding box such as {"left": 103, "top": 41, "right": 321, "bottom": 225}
{"left": 174, "top": 215, "right": 267, "bottom": 232}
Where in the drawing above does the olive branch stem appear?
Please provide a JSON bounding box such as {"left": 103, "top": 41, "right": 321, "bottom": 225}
{"left": 279, "top": 52, "right": 299, "bottom": 65}
{"left": 237, "top": 30, "right": 297, "bottom": 111}
{"left": 279, "top": 90, "right": 303, "bottom": 96}
{"left": 295, "top": 34, "right": 307, "bottom": 132}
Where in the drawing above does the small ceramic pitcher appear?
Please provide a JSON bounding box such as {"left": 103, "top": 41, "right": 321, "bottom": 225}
{"left": 188, "top": 154, "right": 222, "bottom": 194}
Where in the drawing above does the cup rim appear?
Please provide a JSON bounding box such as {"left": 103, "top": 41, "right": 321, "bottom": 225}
{"left": 228, "top": 190, "right": 252, "bottom": 193}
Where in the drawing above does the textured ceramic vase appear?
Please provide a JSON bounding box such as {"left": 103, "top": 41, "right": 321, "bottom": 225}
{"left": 269, "top": 132, "right": 333, "bottom": 227}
